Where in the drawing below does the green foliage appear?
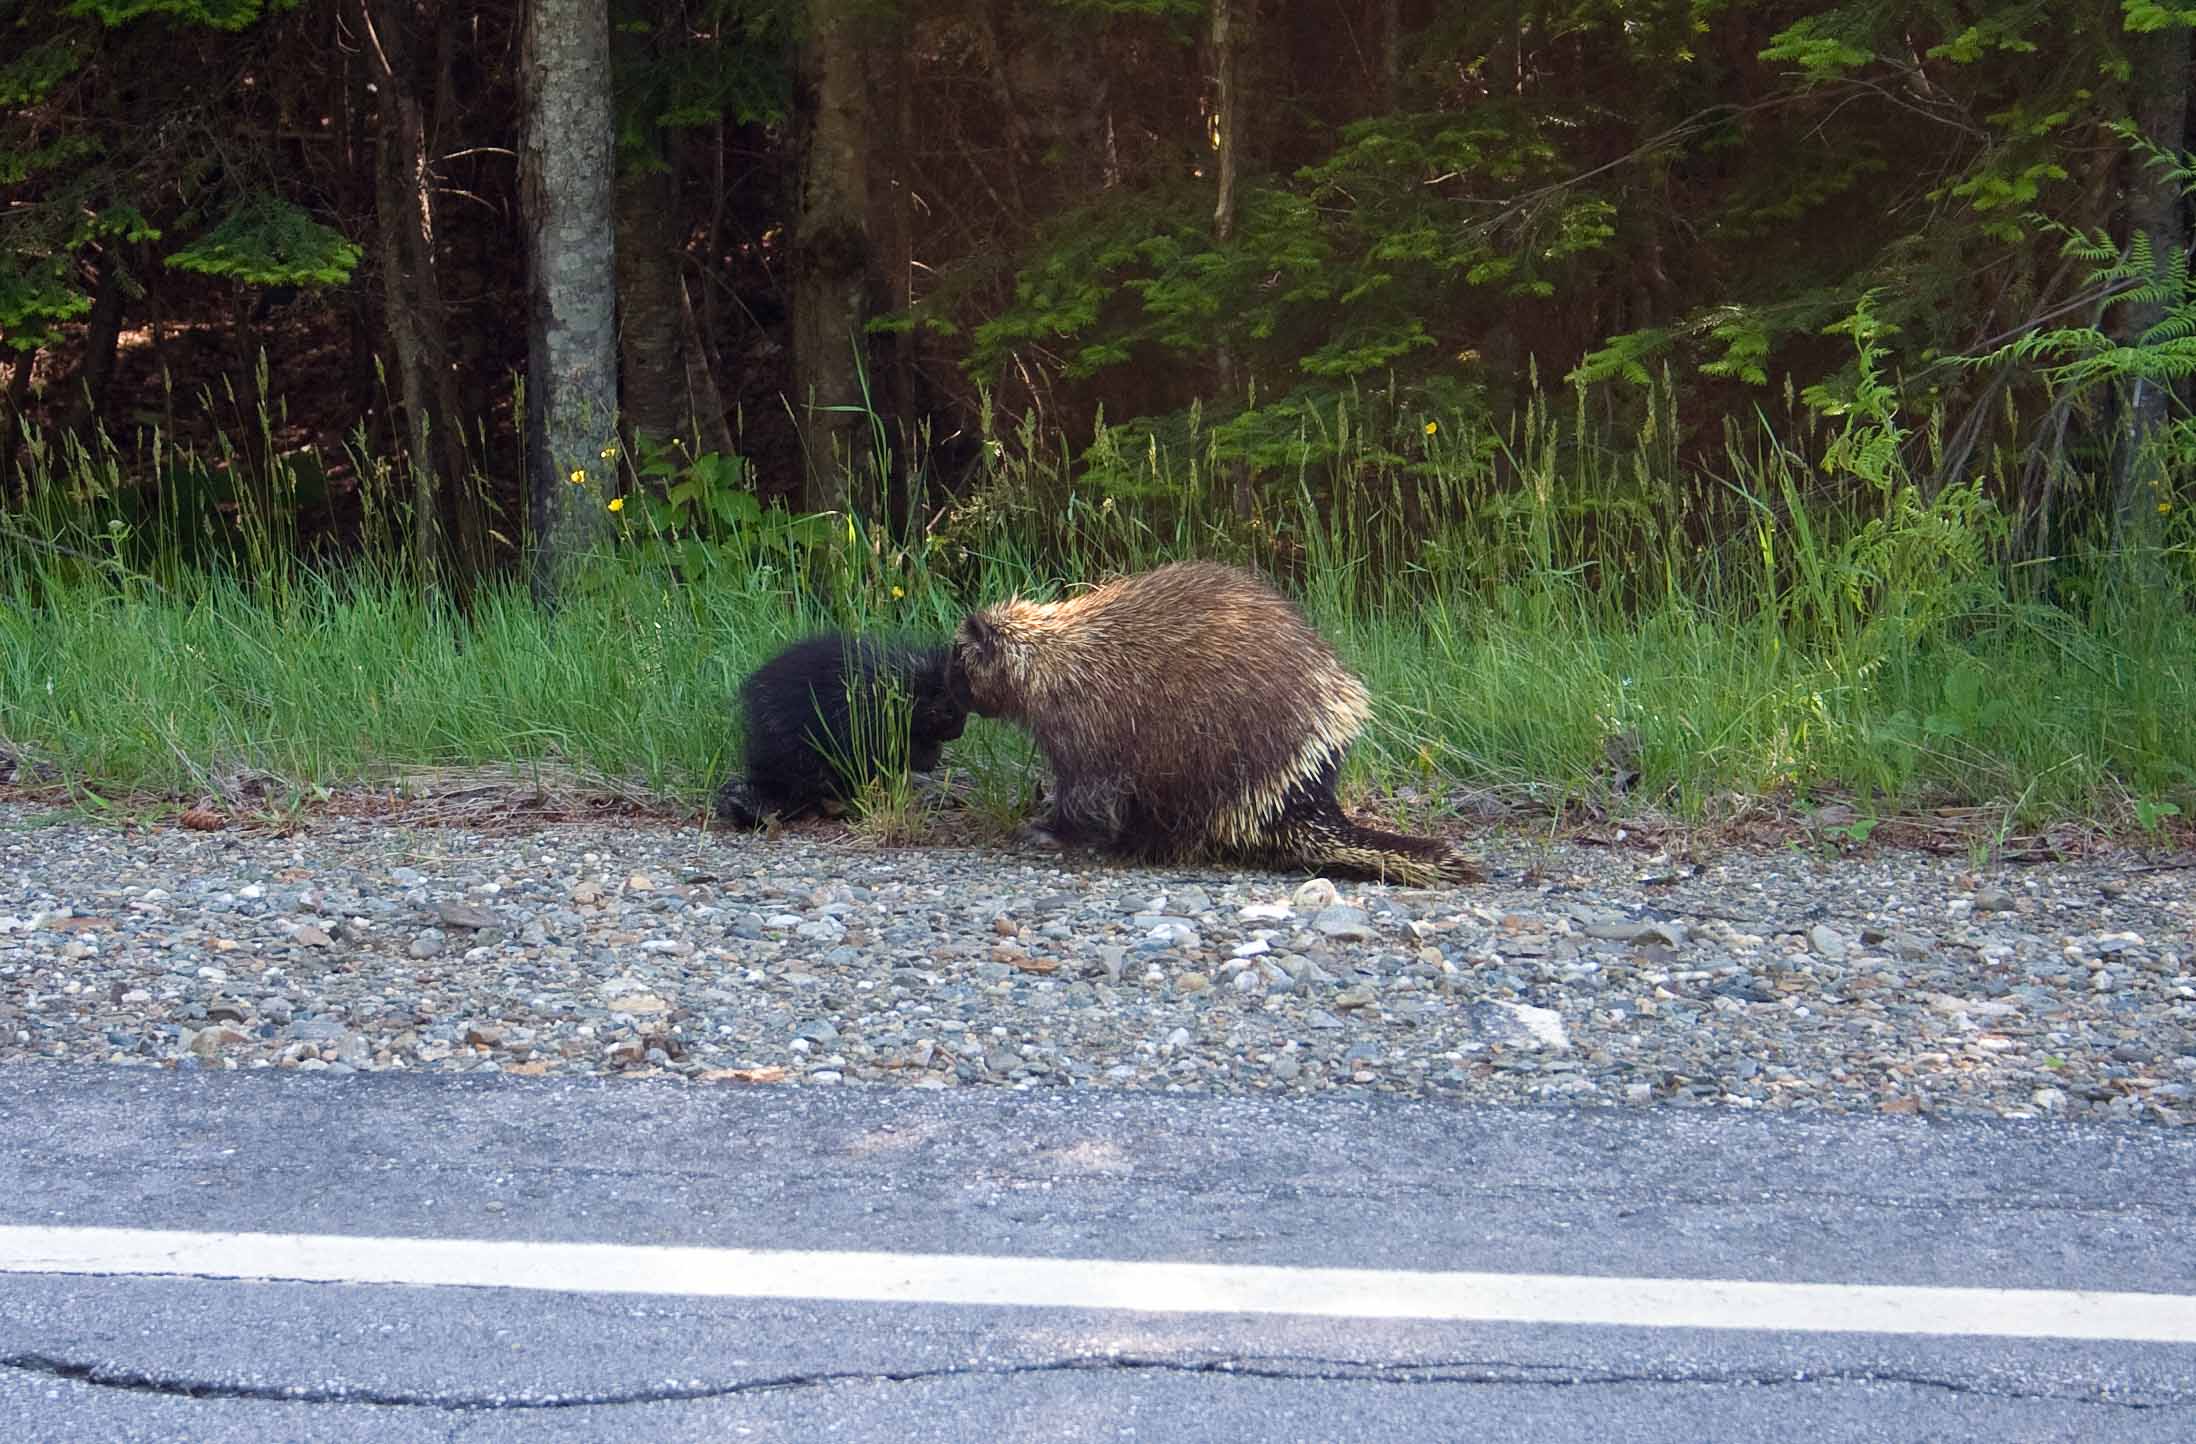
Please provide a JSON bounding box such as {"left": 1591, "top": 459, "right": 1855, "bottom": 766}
{"left": 1572, "top": 292, "right": 1856, "bottom": 390}
{"left": 0, "top": 262, "right": 93, "bottom": 352}
{"left": 973, "top": 90, "right": 1619, "bottom": 401}
{"left": 2133, "top": 797, "right": 2183, "bottom": 832}
{"left": 1568, "top": 328, "right": 1674, "bottom": 388}
{"left": 0, "top": 135, "right": 100, "bottom": 188}
{"left": 610, "top": 434, "right": 836, "bottom": 581}
{"left": 970, "top": 0, "right": 2192, "bottom": 471}
{"left": 1756, "top": 14, "right": 1876, "bottom": 75}
{"left": 0, "top": 40, "right": 86, "bottom": 106}
{"left": 4, "top": 0, "right": 331, "bottom": 354}
{"left": 1614, "top": 0, "right": 2174, "bottom": 405}
{"left": 0, "top": 185, "right": 162, "bottom": 349}
{"left": 62, "top": 0, "right": 297, "bottom": 27}
{"left": 164, "top": 195, "right": 362, "bottom": 287}
{"left": 611, "top": 0, "right": 792, "bottom": 169}
{"left": 2122, "top": 0, "right": 2196, "bottom": 34}
{"left": 1979, "top": 219, "right": 2196, "bottom": 394}
{"left": 1956, "top": 134, "right": 2196, "bottom": 567}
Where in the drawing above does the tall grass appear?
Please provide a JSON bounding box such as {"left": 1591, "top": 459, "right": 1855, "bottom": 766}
{"left": 3, "top": 366, "right": 2193, "bottom": 835}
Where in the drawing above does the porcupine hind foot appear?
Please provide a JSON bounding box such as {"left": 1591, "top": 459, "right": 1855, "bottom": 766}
{"left": 1266, "top": 782, "right": 1481, "bottom": 886}
{"left": 1297, "top": 817, "right": 1481, "bottom": 886}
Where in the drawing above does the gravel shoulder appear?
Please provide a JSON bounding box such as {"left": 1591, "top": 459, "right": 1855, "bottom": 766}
{"left": 2, "top": 800, "right": 2191, "bottom": 1123}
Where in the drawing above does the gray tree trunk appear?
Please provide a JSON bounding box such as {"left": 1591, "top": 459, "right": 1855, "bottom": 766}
{"left": 792, "top": 0, "right": 875, "bottom": 515}
{"left": 521, "top": 0, "right": 619, "bottom": 610}
{"left": 2112, "top": 23, "right": 2191, "bottom": 584}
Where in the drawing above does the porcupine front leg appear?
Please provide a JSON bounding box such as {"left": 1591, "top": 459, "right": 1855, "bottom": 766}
{"left": 1025, "top": 765, "right": 1129, "bottom": 853}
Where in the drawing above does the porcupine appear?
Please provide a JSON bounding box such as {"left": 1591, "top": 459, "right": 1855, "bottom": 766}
{"left": 952, "top": 561, "right": 1478, "bottom": 885}
{"left": 713, "top": 633, "right": 969, "bottom": 827}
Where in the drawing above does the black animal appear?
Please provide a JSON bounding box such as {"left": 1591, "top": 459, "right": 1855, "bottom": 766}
{"left": 714, "top": 633, "right": 969, "bottom": 827}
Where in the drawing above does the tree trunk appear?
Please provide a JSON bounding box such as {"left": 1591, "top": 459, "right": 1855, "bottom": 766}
{"left": 615, "top": 162, "right": 689, "bottom": 457}
{"left": 520, "top": 0, "right": 619, "bottom": 610}
{"left": 869, "top": 11, "right": 913, "bottom": 528}
{"left": 1376, "top": 0, "right": 1399, "bottom": 110}
{"left": 1211, "top": 0, "right": 1239, "bottom": 248}
{"left": 2112, "top": 22, "right": 2191, "bottom": 582}
{"left": 611, "top": 0, "right": 688, "bottom": 462}
{"left": 364, "top": 0, "right": 446, "bottom": 595}
{"left": 1211, "top": 0, "right": 1253, "bottom": 519}
{"left": 361, "top": 0, "right": 483, "bottom": 597}
{"left": 1, "top": 348, "right": 34, "bottom": 501}
{"left": 64, "top": 251, "right": 131, "bottom": 437}
{"left": 792, "top": 0, "right": 875, "bottom": 515}
{"left": 79, "top": 258, "right": 130, "bottom": 410}
{"left": 679, "top": 277, "right": 737, "bottom": 458}
{"left": 341, "top": 36, "right": 382, "bottom": 434}
{"left": 428, "top": 3, "right": 486, "bottom": 582}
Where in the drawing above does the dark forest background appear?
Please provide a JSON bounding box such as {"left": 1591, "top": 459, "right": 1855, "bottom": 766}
{"left": 6, "top": 0, "right": 2192, "bottom": 581}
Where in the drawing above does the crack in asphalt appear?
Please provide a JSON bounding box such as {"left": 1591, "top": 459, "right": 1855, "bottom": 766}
{"left": 5, "top": 1350, "right": 2187, "bottom": 1413}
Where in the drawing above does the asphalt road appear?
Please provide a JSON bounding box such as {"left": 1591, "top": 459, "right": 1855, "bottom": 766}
{"left": 2, "top": 1070, "right": 2193, "bottom": 1441}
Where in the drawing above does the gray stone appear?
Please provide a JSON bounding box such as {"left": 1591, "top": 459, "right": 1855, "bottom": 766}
{"left": 437, "top": 901, "right": 500, "bottom": 930}
{"left": 1144, "top": 921, "right": 1201, "bottom": 950}
{"left": 1291, "top": 879, "right": 1341, "bottom": 911}
{"left": 3, "top": 796, "right": 2189, "bottom": 1125}
{"left": 1312, "top": 906, "right": 1375, "bottom": 943}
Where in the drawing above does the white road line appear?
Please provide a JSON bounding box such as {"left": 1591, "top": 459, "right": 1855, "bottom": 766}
{"left": 2, "top": 1224, "right": 2192, "bottom": 1344}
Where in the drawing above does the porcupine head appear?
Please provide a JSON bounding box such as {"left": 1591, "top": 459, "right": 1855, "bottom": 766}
{"left": 950, "top": 602, "right": 1052, "bottom": 723}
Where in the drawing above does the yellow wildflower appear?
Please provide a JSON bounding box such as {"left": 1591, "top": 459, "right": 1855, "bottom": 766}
{"left": 568, "top": 467, "right": 586, "bottom": 486}
{"left": 2161, "top": 501, "right": 2174, "bottom": 515}
{"left": 1424, "top": 421, "right": 1438, "bottom": 436}
{"left": 891, "top": 585, "right": 905, "bottom": 599}
{"left": 607, "top": 497, "right": 624, "bottom": 513}
{"left": 599, "top": 444, "right": 618, "bottom": 459}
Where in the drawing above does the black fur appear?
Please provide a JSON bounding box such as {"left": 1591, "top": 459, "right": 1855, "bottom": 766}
{"left": 715, "top": 633, "right": 969, "bottom": 827}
